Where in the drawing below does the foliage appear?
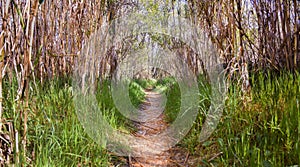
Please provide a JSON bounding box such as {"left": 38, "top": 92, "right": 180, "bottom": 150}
{"left": 162, "top": 72, "right": 300, "bottom": 166}
{"left": 134, "top": 78, "right": 157, "bottom": 90}
{"left": 0, "top": 0, "right": 299, "bottom": 166}
{"left": 1, "top": 77, "right": 145, "bottom": 166}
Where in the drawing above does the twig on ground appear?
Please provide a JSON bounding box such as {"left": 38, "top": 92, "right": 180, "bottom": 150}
{"left": 208, "top": 152, "right": 223, "bottom": 163}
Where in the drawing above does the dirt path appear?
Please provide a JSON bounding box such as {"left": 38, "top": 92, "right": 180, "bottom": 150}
{"left": 128, "top": 89, "right": 188, "bottom": 167}
{"left": 110, "top": 88, "right": 192, "bottom": 167}
{"left": 130, "top": 89, "right": 170, "bottom": 166}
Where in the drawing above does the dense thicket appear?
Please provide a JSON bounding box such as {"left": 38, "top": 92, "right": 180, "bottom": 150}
{"left": 0, "top": 0, "right": 299, "bottom": 96}
{"left": 0, "top": 0, "right": 299, "bottom": 164}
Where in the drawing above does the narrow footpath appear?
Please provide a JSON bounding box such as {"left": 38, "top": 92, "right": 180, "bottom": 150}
{"left": 129, "top": 89, "right": 188, "bottom": 167}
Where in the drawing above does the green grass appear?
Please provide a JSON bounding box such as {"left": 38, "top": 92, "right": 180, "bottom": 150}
{"left": 156, "top": 77, "right": 181, "bottom": 122}
{"left": 129, "top": 80, "right": 146, "bottom": 107}
{"left": 215, "top": 72, "right": 300, "bottom": 166}
{"left": 2, "top": 77, "right": 145, "bottom": 166}
{"left": 2, "top": 72, "right": 299, "bottom": 166}
{"left": 160, "top": 72, "right": 299, "bottom": 166}
{"left": 134, "top": 78, "right": 157, "bottom": 90}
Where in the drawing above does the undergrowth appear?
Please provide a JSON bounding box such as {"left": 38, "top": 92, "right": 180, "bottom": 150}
{"left": 2, "top": 72, "right": 299, "bottom": 166}
{"left": 2, "top": 77, "right": 145, "bottom": 166}
{"left": 160, "top": 72, "right": 300, "bottom": 166}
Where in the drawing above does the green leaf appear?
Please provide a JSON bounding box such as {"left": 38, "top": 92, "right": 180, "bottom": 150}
{"left": 217, "top": 138, "right": 224, "bottom": 147}
{"left": 262, "top": 160, "right": 272, "bottom": 167}
{"left": 202, "top": 141, "right": 213, "bottom": 147}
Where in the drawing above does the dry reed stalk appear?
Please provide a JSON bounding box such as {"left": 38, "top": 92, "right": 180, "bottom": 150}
{"left": 0, "top": 0, "right": 299, "bottom": 163}
{"left": 0, "top": 0, "right": 13, "bottom": 133}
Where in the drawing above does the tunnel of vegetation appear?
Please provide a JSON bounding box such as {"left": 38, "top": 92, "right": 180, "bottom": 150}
{"left": 0, "top": 0, "right": 299, "bottom": 166}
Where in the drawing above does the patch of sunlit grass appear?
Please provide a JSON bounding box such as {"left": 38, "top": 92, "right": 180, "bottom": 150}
{"left": 162, "top": 72, "right": 300, "bottom": 166}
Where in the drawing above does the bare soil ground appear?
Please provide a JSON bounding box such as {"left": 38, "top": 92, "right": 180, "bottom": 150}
{"left": 129, "top": 89, "right": 189, "bottom": 167}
